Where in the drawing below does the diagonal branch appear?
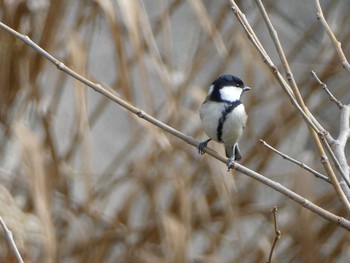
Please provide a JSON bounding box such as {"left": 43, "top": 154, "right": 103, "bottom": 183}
{"left": 229, "top": 1, "right": 319, "bottom": 133}
{"left": 260, "top": 139, "right": 330, "bottom": 183}
{"left": 0, "top": 217, "right": 24, "bottom": 263}
{"left": 315, "top": 0, "right": 350, "bottom": 73}
{"left": 311, "top": 70, "right": 343, "bottom": 110}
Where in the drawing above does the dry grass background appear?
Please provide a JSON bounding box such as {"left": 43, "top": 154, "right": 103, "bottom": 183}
{"left": 0, "top": 0, "right": 350, "bottom": 262}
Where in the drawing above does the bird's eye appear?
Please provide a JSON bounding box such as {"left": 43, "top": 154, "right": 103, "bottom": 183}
{"left": 236, "top": 84, "right": 240, "bottom": 87}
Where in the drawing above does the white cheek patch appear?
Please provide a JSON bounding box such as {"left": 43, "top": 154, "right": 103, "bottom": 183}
{"left": 220, "top": 86, "right": 242, "bottom": 102}
{"left": 208, "top": 84, "right": 214, "bottom": 95}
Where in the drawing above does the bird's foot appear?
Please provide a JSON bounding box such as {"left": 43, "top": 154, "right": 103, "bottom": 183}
{"left": 226, "top": 155, "right": 242, "bottom": 172}
{"left": 226, "top": 157, "right": 235, "bottom": 171}
{"left": 198, "top": 139, "right": 211, "bottom": 155}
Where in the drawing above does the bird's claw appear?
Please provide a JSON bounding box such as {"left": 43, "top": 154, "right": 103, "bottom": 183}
{"left": 198, "top": 142, "right": 208, "bottom": 155}
{"left": 226, "top": 157, "right": 236, "bottom": 171}
{"left": 198, "top": 139, "right": 211, "bottom": 155}
{"left": 226, "top": 158, "right": 234, "bottom": 171}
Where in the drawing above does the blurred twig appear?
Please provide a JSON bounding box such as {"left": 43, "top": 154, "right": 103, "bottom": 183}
{"left": 188, "top": 0, "right": 228, "bottom": 58}
{"left": 0, "top": 217, "right": 24, "bottom": 263}
{"left": 266, "top": 206, "right": 281, "bottom": 263}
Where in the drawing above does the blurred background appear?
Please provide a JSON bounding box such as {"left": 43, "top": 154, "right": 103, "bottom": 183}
{"left": 0, "top": 0, "right": 350, "bottom": 262}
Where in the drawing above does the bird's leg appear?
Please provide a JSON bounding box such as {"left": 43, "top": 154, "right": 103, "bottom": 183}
{"left": 227, "top": 144, "right": 242, "bottom": 171}
{"left": 234, "top": 144, "right": 242, "bottom": 161}
{"left": 198, "top": 139, "right": 211, "bottom": 155}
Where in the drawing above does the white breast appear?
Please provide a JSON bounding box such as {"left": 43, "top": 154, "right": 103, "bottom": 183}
{"left": 221, "top": 104, "right": 247, "bottom": 145}
{"left": 199, "top": 101, "right": 247, "bottom": 145}
{"left": 200, "top": 102, "right": 224, "bottom": 141}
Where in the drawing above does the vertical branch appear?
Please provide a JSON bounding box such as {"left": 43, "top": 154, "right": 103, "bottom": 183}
{"left": 335, "top": 105, "right": 350, "bottom": 181}
{"left": 336, "top": 105, "right": 350, "bottom": 198}
{"left": 266, "top": 207, "right": 281, "bottom": 263}
{"left": 311, "top": 71, "right": 350, "bottom": 181}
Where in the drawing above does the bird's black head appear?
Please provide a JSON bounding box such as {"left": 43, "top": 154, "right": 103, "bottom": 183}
{"left": 208, "top": 75, "right": 250, "bottom": 103}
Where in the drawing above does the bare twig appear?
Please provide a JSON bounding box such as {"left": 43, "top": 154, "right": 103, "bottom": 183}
{"left": 230, "top": 0, "right": 350, "bottom": 212}
{"left": 231, "top": 162, "right": 350, "bottom": 230}
{"left": 229, "top": 1, "right": 320, "bottom": 134}
{"left": 266, "top": 206, "right": 281, "bottom": 263}
{"left": 315, "top": 0, "right": 350, "bottom": 73}
{"left": 254, "top": 0, "right": 350, "bottom": 210}
{"left": 311, "top": 71, "right": 350, "bottom": 190}
{"left": 1, "top": 22, "right": 350, "bottom": 230}
{"left": 0, "top": 217, "right": 24, "bottom": 263}
{"left": 305, "top": 114, "right": 350, "bottom": 189}
{"left": 322, "top": 139, "right": 350, "bottom": 189}
{"left": 260, "top": 139, "right": 330, "bottom": 183}
{"left": 332, "top": 106, "right": 350, "bottom": 185}
{"left": 311, "top": 71, "right": 343, "bottom": 109}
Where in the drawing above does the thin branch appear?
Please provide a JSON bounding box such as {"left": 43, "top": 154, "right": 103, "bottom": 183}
{"left": 229, "top": 1, "right": 319, "bottom": 134}
{"left": 333, "top": 105, "right": 350, "bottom": 182}
{"left": 255, "top": 0, "right": 298, "bottom": 94}
{"left": 311, "top": 71, "right": 350, "bottom": 188}
{"left": 230, "top": 0, "right": 350, "bottom": 212}
{"left": 260, "top": 139, "right": 331, "bottom": 184}
{"left": 0, "top": 217, "right": 24, "bottom": 263}
{"left": 254, "top": 0, "right": 349, "bottom": 210}
{"left": 315, "top": 0, "right": 350, "bottom": 73}
{"left": 266, "top": 206, "right": 281, "bottom": 263}
{"left": 311, "top": 71, "right": 343, "bottom": 109}
{"left": 322, "top": 138, "right": 350, "bottom": 189}
{"left": 338, "top": 105, "right": 350, "bottom": 150}
{"left": 305, "top": 106, "right": 350, "bottom": 187}
{"left": 1, "top": 22, "right": 350, "bottom": 230}
{"left": 231, "top": 162, "right": 350, "bottom": 230}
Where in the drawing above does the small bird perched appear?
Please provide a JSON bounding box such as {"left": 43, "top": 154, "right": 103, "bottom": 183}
{"left": 198, "top": 75, "right": 250, "bottom": 170}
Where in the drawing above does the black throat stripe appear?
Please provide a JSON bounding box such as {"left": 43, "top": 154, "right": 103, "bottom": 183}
{"left": 217, "top": 101, "right": 241, "bottom": 142}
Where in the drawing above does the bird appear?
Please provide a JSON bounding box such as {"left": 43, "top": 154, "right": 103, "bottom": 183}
{"left": 198, "top": 74, "right": 250, "bottom": 170}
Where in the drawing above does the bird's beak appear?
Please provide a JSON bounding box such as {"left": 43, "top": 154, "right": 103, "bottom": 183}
{"left": 243, "top": 86, "right": 251, "bottom": 92}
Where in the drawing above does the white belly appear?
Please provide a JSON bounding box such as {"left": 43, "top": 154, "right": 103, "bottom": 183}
{"left": 200, "top": 101, "right": 247, "bottom": 145}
